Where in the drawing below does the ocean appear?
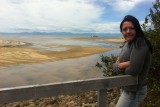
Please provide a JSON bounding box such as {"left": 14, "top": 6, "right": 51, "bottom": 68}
{"left": 0, "top": 34, "right": 121, "bottom": 88}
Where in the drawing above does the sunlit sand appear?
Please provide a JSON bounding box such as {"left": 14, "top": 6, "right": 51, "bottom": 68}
{"left": 0, "top": 39, "right": 114, "bottom": 67}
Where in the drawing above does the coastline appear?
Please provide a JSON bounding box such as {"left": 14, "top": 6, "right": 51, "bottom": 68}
{"left": 0, "top": 37, "right": 121, "bottom": 107}
{"left": 0, "top": 39, "right": 115, "bottom": 67}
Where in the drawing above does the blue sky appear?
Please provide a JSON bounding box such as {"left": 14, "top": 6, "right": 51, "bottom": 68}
{"left": 0, "top": 0, "right": 154, "bottom": 34}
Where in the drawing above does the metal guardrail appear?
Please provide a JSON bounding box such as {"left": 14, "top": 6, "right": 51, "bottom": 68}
{"left": 0, "top": 75, "right": 138, "bottom": 107}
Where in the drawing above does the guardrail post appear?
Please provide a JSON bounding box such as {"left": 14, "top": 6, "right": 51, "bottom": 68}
{"left": 98, "top": 89, "right": 107, "bottom": 107}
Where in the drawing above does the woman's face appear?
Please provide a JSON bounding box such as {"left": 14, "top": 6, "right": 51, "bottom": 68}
{"left": 121, "top": 21, "right": 136, "bottom": 41}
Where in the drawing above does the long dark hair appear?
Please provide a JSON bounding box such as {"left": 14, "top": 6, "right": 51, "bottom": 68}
{"left": 120, "top": 15, "right": 153, "bottom": 53}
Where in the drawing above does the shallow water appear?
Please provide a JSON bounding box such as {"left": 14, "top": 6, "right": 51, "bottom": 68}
{"left": 0, "top": 34, "right": 120, "bottom": 88}
{"left": 0, "top": 34, "right": 118, "bottom": 50}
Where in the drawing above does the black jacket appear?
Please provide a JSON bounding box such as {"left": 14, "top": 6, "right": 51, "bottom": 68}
{"left": 113, "top": 37, "right": 152, "bottom": 92}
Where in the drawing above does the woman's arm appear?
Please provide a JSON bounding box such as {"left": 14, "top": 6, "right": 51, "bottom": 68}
{"left": 116, "top": 58, "right": 130, "bottom": 69}
{"left": 118, "top": 61, "right": 130, "bottom": 69}
{"left": 113, "top": 57, "right": 130, "bottom": 71}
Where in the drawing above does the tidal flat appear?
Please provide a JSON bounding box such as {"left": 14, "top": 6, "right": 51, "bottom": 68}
{"left": 0, "top": 35, "right": 123, "bottom": 88}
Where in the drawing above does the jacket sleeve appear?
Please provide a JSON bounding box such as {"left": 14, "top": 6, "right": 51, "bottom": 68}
{"left": 125, "top": 40, "right": 148, "bottom": 75}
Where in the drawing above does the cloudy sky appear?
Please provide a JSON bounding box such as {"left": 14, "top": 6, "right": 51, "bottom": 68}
{"left": 0, "top": 0, "right": 154, "bottom": 33}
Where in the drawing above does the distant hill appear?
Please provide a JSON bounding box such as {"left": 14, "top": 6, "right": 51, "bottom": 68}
{"left": 0, "top": 32, "right": 121, "bottom": 37}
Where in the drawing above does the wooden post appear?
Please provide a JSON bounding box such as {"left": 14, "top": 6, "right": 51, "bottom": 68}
{"left": 98, "top": 89, "right": 107, "bottom": 107}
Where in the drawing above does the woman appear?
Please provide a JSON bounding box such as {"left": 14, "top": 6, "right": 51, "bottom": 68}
{"left": 113, "top": 15, "right": 152, "bottom": 107}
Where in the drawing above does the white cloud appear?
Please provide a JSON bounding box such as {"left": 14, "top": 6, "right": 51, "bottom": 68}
{"left": 91, "top": 22, "right": 120, "bottom": 33}
{"left": 102, "top": 0, "right": 147, "bottom": 12}
{"left": 0, "top": 0, "right": 104, "bottom": 33}
{"left": 0, "top": 0, "right": 153, "bottom": 33}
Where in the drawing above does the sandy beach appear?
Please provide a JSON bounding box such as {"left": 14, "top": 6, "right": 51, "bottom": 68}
{"left": 0, "top": 38, "right": 116, "bottom": 67}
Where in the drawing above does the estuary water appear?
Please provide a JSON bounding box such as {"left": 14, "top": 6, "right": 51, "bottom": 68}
{"left": 0, "top": 34, "right": 121, "bottom": 88}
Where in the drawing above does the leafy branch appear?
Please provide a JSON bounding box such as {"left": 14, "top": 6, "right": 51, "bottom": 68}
{"left": 95, "top": 54, "right": 120, "bottom": 77}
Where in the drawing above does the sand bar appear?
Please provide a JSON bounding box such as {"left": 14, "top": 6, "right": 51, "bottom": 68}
{"left": 0, "top": 40, "right": 113, "bottom": 67}
{"left": 71, "top": 36, "right": 125, "bottom": 42}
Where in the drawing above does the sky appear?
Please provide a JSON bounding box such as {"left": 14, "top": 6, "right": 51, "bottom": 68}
{"left": 0, "top": 0, "right": 155, "bottom": 34}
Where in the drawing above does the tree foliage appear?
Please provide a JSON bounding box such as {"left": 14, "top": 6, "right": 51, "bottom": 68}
{"left": 95, "top": 54, "right": 119, "bottom": 77}
{"left": 141, "top": 0, "right": 160, "bottom": 106}
{"left": 142, "top": 0, "right": 160, "bottom": 92}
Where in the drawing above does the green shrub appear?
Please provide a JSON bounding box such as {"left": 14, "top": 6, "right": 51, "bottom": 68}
{"left": 95, "top": 54, "right": 122, "bottom": 77}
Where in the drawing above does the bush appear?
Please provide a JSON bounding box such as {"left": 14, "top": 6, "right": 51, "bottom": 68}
{"left": 95, "top": 54, "right": 121, "bottom": 77}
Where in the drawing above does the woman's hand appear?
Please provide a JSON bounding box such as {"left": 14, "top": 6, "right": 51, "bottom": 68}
{"left": 118, "top": 61, "right": 130, "bottom": 69}
{"left": 115, "top": 57, "right": 130, "bottom": 69}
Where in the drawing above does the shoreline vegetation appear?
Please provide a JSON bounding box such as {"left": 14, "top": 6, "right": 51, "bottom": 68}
{"left": 0, "top": 37, "right": 124, "bottom": 67}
